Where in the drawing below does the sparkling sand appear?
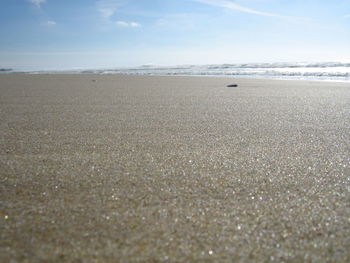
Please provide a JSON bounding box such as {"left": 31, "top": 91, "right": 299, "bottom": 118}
{"left": 0, "top": 75, "right": 349, "bottom": 262}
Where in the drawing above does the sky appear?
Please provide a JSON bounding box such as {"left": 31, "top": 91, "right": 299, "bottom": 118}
{"left": 0, "top": 0, "right": 350, "bottom": 70}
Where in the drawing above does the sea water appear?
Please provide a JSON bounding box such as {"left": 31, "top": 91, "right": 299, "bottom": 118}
{"left": 97, "top": 62, "right": 350, "bottom": 82}
{"left": 3, "top": 62, "right": 350, "bottom": 82}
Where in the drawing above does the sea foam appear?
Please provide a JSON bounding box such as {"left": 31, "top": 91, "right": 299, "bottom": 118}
{"left": 3, "top": 62, "right": 350, "bottom": 82}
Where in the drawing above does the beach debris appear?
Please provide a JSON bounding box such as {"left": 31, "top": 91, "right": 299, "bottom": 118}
{"left": 92, "top": 79, "right": 96, "bottom": 82}
{"left": 227, "top": 84, "right": 238, "bottom": 87}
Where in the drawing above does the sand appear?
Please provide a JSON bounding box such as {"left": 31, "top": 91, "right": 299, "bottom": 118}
{"left": 0, "top": 74, "right": 349, "bottom": 262}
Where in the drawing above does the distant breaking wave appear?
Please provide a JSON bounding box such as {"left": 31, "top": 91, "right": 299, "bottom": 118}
{"left": 2, "top": 62, "right": 350, "bottom": 81}
{"left": 80, "top": 62, "right": 350, "bottom": 81}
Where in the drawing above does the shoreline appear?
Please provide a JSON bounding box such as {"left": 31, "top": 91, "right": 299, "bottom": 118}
{"left": 2, "top": 73, "right": 350, "bottom": 83}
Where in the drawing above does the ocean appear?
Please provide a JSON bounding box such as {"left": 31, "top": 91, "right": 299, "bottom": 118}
{"left": 3, "top": 62, "right": 350, "bottom": 82}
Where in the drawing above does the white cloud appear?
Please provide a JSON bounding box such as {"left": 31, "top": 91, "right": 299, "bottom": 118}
{"left": 97, "top": 0, "right": 125, "bottom": 19}
{"left": 41, "top": 20, "right": 56, "bottom": 26}
{"left": 30, "top": 0, "right": 46, "bottom": 8}
{"left": 344, "top": 14, "right": 350, "bottom": 18}
{"left": 116, "top": 21, "right": 140, "bottom": 27}
{"left": 193, "top": 0, "right": 282, "bottom": 18}
{"left": 47, "top": 21, "right": 57, "bottom": 26}
{"left": 99, "top": 8, "right": 116, "bottom": 19}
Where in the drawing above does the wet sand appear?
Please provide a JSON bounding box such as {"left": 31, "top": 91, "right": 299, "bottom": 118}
{"left": 0, "top": 75, "right": 349, "bottom": 262}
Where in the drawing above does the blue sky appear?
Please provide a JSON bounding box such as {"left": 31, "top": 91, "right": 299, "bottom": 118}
{"left": 0, "top": 0, "right": 349, "bottom": 70}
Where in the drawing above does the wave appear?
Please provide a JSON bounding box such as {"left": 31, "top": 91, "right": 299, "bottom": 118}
{"left": 205, "top": 62, "right": 350, "bottom": 69}
{"left": 118, "top": 62, "right": 350, "bottom": 70}
{"left": 102, "top": 62, "right": 350, "bottom": 81}
{"left": 4, "top": 62, "right": 350, "bottom": 81}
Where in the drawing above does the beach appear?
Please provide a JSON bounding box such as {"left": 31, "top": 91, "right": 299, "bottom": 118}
{"left": 0, "top": 74, "right": 349, "bottom": 262}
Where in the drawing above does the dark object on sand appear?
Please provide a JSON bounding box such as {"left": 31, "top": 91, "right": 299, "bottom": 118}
{"left": 0, "top": 68, "right": 12, "bottom": 72}
{"left": 92, "top": 79, "right": 96, "bottom": 82}
{"left": 227, "top": 84, "right": 238, "bottom": 87}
